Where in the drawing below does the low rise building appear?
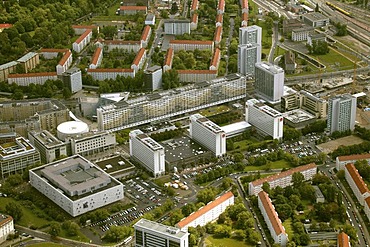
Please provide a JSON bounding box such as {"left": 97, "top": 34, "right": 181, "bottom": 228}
{"left": 0, "top": 214, "right": 14, "bottom": 244}
{"left": 302, "top": 12, "right": 329, "bottom": 27}
{"left": 190, "top": 0, "right": 199, "bottom": 13}
{"left": 191, "top": 14, "right": 198, "bottom": 30}
{"left": 258, "top": 191, "right": 288, "bottom": 247}
{"left": 249, "top": 163, "right": 317, "bottom": 196}
{"left": 89, "top": 47, "right": 103, "bottom": 69}
{"left": 131, "top": 48, "right": 146, "bottom": 72}
{"left": 365, "top": 197, "right": 370, "bottom": 223}
{"left": 291, "top": 26, "right": 314, "bottom": 41}
{"left": 145, "top": 14, "right": 155, "bottom": 25}
{"left": 336, "top": 154, "right": 370, "bottom": 171}
{"left": 176, "top": 191, "right": 234, "bottom": 231}
{"left": 241, "top": 0, "right": 248, "bottom": 12}
{"left": 210, "top": 48, "right": 221, "bottom": 70}
{"left": 103, "top": 40, "right": 141, "bottom": 52}
{"left": 40, "top": 48, "right": 69, "bottom": 59}
{"left": 337, "top": 232, "right": 350, "bottom": 247}
{"left": 217, "top": 0, "right": 225, "bottom": 14}
{"left": 241, "top": 12, "right": 248, "bottom": 27}
{"left": 134, "top": 219, "right": 189, "bottom": 247}
{"left": 344, "top": 163, "right": 370, "bottom": 206}
{"left": 87, "top": 68, "right": 135, "bottom": 80}
{"left": 163, "top": 48, "right": 174, "bottom": 72}
{"left": 73, "top": 29, "right": 92, "bottom": 53}
{"left": 17, "top": 52, "right": 40, "bottom": 73}
{"left": 0, "top": 61, "right": 17, "bottom": 82}
{"left": 56, "top": 50, "right": 73, "bottom": 75}
{"left": 170, "top": 40, "right": 214, "bottom": 52}
{"left": 140, "top": 25, "right": 152, "bottom": 48}
{"left": 216, "top": 14, "right": 223, "bottom": 27}
{"left": 214, "top": 26, "right": 222, "bottom": 47}
{"left": 0, "top": 24, "right": 12, "bottom": 32}
{"left": 313, "top": 185, "right": 325, "bottom": 203}
{"left": 284, "top": 51, "right": 296, "bottom": 74}
{"left": 164, "top": 19, "right": 190, "bottom": 35}
{"left": 7, "top": 72, "right": 58, "bottom": 86}
{"left": 283, "top": 19, "right": 304, "bottom": 35}
{"left": 307, "top": 32, "right": 327, "bottom": 46}
{"left": 283, "top": 109, "right": 316, "bottom": 129}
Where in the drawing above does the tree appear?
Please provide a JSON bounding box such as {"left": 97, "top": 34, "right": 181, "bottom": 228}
{"left": 292, "top": 172, "right": 304, "bottom": 188}
{"left": 275, "top": 204, "right": 292, "bottom": 221}
{"left": 103, "top": 225, "right": 133, "bottom": 242}
{"left": 308, "top": 40, "right": 329, "bottom": 55}
{"left": 233, "top": 229, "right": 246, "bottom": 240}
{"left": 101, "top": 26, "right": 117, "bottom": 39}
{"left": 170, "top": 2, "right": 179, "bottom": 14}
{"left": 262, "top": 182, "right": 271, "bottom": 194}
{"left": 62, "top": 221, "right": 80, "bottom": 236}
{"left": 162, "top": 70, "right": 179, "bottom": 89}
{"left": 48, "top": 222, "right": 61, "bottom": 237}
{"left": 182, "top": 203, "right": 196, "bottom": 217}
{"left": 197, "top": 187, "right": 217, "bottom": 204}
{"left": 5, "top": 202, "right": 23, "bottom": 222}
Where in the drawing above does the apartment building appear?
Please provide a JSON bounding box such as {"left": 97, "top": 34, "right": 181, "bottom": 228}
{"left": 73, "top": 29, "right": 92, "bottom": 53}
{"left": 365, "top": 197, "right": 370, "bottom": 224}
{"left": 56, "top": 50, "right": 73, "bottom": 75}
{"left": 145, "top": 13, "right": 155, "bottom": 25}
{"left": 216, "top": 14, "right": 223, "bottom": 27}
{"left": 190, "top": 0, "right": 199, "bottom": 13}
{"left": 241, "top": 12, "right": 248, "bottom": 27}
{"left": 214, "top": 26, "right": 222, "bottom": 47}
{"left": 217, "top": 0, "right": 225, "bottom": 14}
{"left": 134, "top": 219, "right": 189, "bottom": 247}
{"left": 119, "top": 5, "right": 147, "bottom": 15}
{"left": 144, "top": 65, "right": 162, "bottom": 91}
{"left": 327, "top": 94, "right": 356, "bottom": 134}
{"left": 249, "top": 163, "right": 317, "bottom": 195}
{"left": 177, "top": 70, "right": 217, "bottom": 83}
{"left": 344, "top": 163, "right": 370, "bottom": 206}
{"left": 238, "top": 43, "right": 261, "bottom": 76}
{"left": 89, "top": 47, "right": 103, "bottom": 69}
{"left": 103, "top": 40, "right": 141, "bottom": 52}
{"left": 0, "top": 61, "right": 17, "bottom": 82}
{"left": 291, "top": 26, "right": 314, "bottom": 41}
{"left": 87, "top": 68, "right": 135, "bottom": 81}
{"left": 7, "top": 72, "right": 57, "bottom": 86}
{"left": 258, "top": 191, "right": 288, "bottom": 247}
{"left": 210, "top": 48, "right": 221, "bottom": 70}
{"left": 140, "top": 25, "right": 152, "bottom": 48}
{"left": 239, "top": 25, "right": 262, "bottom": 45}
{"left": 169, "top": 40, "right": 214, "bottom": 52}
{"left": 164, "top": 19, "right": 191, "bottom": 35}
{"left": 0, "top": 24, "right": 12, "bottom": 32}
{"left": 17, "top": 52, "right": 40, "bottom": 73}
{"left": 337, "top": 232, "right": 350, "bottom": 247}
{"left": 255, "top": 62, "right": 284, "bottom": 103}
{"left": 302, "top": 12, "right": 329, "bottom": 27}
{"left": 336, "top": 154, "right": 370, "bottom": 171}
{"left": 131, "top": 48, "right": 146, "bottom": 72}
{"left": 29, "top": 155, "right": 124, "bottom": 217}
{"left": 97, "top": 73, "right": 246, "bottom": 131}
{"left": 176, "top": 191, "right": 234, "bottom": 231}
{"left": 163, "top": 48, "right": 174, "bottom": 72}
{"left": 61, "top": 67, "right": 83, "bottom": 93}
{"left": 191, "top": 14, "right": 198, "bottom": 30}
{"left": 129, "top": 129, "right": 165, "bottom": 177}
{"left": 72, "top": 25, "right": 99, "bottom": 35}
{"left": 39, "top": 48, "right": 69, "bottom": 59}
{"left": 241, "top": 0, "right": 248, "bottom": 12}
{"left": 0, "top": 214, "right": 14, "bottom": 244}
{"left": 190, "top": 114, "right": 226, "bottom": 157}
{"left": 0, "top": 133, "right": 40, "bottom": 179}
{"left": 245, "top": 99, "right": 284, "bottom": 140}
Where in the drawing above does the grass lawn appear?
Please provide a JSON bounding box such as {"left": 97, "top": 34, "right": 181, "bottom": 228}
{"left": 316, "top": 49, "right": 354, "bottom": 71}
{"left": 232, "top": 139, "right": 257, "bottom": 151}
{"left": 28, "top": 243, "right": 68, "bottom": 247}
{"left": 0, "top": 197, "right": 50, "bottom": 228}
{"left": 205, "top": 236, "right": 252, "bottom": 247}
{"left": 59, "top": 228, "right": 90, "bottom": 243}
{"left": 199, "top": 105, "right": 230, "bottom": 117}
{"left": 153, "top": 176, "right": 172, "bottom": 187}
{"left": 282, "top": 218, "right": 294, "bottom": 238}
{"left": 244, "top": 159, "right": 293, "bottom": 172}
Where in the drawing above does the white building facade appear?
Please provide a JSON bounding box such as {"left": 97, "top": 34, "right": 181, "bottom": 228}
{"left": 129, "top": 129, "right": 165, "bottom": 177}
{"left": 89, "top": 47, "right": 103, "bottom": 69}
{"left": 87, "top": 68, "right": 135, "bottom": 81}
{"left": 239, "top": 25, "right": 262, "bottom": 45}
{"left": 238, "top": 43, "right": 261, "bottom": 76}
{"left": 336, "top": 154, "right": 370, "bottom": 171}
{"left": 344, "top": 163, "right": 370, "bottom": 206}
{"left": 0, "top": 215, "right": 14, "bottom": 244}
{"left": 327, "top": 94, "right": 356, "bottom": 134}
{"left": 164, "top": 19, "right": 191, "bottom": 35}
{"left": 189, "top": 114, "right": 226, "bottom": 157}
{"left": 7, "top": 72, "right": 57, "bottom": 86}
{"left": 255, "top": 62, "right": 284, "bottom": 103}
{"left": 56, "top": 50, "right": 73, "bottom": 75}
{"left": 73, "top": 29, "right": 92, "bottom": 53}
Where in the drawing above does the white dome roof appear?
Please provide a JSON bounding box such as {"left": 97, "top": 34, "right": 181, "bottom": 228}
{"left": 57, "top": 121, "right": 89, "bottom": 141}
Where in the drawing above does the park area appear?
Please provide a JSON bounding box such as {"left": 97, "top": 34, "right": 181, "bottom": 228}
{"left": 316, "top": 135, "right": 364, "bottom": 153}
{"left": 204, "top": 235, "right": 252, "bottom": 247}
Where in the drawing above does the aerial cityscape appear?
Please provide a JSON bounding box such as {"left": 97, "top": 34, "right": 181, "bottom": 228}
{"left": 0, "top": 0, "right": 369, "bottom": 246}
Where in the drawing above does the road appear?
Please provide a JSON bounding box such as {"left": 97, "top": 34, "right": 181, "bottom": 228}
{"left": 145, "top": 19, "right": 164, "bottom": 69}
{"left": 268, "top": 21, "right": 279, "bottom": 64}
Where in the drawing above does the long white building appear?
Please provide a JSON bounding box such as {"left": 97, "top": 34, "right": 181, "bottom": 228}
{"left": 176, "top": 191, "right": 234, "bottom": 231}
{"left": 0, "top": 214, "right": 14, "bottom": 244}
{"left": 73, "top": 29, "right": 92, "bottom": 53}
{"left": 336, "top": 153, "right": 370, "bottom": 171}
{"left": 249, "top": 163, "right": 317, "bottom": 196}
{"left": 134, "top": 219, "right": 189, "bottom": 247}
{"left": 169, "top": 40, "right": 214, "bottom": 52}
{"left": 89, "top": 47, "right": 103, "bottom": 69}
{"left": 7, "top": 72, "right": 57, "bottom": 86}
{"left": 246, "top": 99, "right": 283, "bottom": 140}
{"left": 129, "top": 129, "right": 165, "bottom": 177}
{"left": 56, "top": 50, "right": 73, "bottom": 75}
{"left": 258, "top": 191, "right": 288, "bottom": 247}
{"left": 255, "top": 62, "right": 284, "bottom": 103}
{"left": 344, "top": 163, "right": 370, "bottom": 206}
{"left": 164, "top": 19, "right": 191, "bottom": 35}
{"left": 29, "top": 155, "right": 124, "bottom": 217}
{"left": 189, "top": 114, "right": 226, "bottom": 157}
{"left": 87, "top": 68, "right": 135, "bottom": 81}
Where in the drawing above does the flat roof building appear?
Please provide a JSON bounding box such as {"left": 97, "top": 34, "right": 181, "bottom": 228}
{"left": 238, "top": 43, "right": 261, "bottom": 76}
{"left": 239, "top": 25, "right": 262, "bottom": 45}
{"left": 129, "top": 129, "right": 165, "bottom": 177}
{"left": 328, "top": 94, "right": 356, "bottom": 134}
{"left": 283, "top": 109, "right": 316, "bottom": 129}
{"left": 29, "top": 155, "right": 123, "bottom": 217}
{"left": 134, "top": 219, "right": 189, "bottom": 247}
{"left": 302, "top": 12, "right": 329, "bottom": 27}
{"left": 255, "top": 62, "right": 284, "bottom": 103}
{"left": 164, "top": 19, "right": 191, "bottom": 35}
{"left": 190, "top": 114, "right": 226, "bottom": 157}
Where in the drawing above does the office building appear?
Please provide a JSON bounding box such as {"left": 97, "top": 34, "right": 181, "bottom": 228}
{"left": 258, "top": 191, "right": 288, "bottom": 247}
{"left": 245, "top": 99, "right": 283, "bottom": 140}
{"left": 170, "top": 40, "right": 214, "bottom": 52}
{"left": 7, "top": 72, "right": 58, "bottom": 86}
{"left": 29, "top": 155, "right": 124, "bottom": 217}
{"left": 89, "top": 47, "right": 103, "bottom": 69}
{"left": 178, "top": 70, "right": 217, "bottom": 83}
{"left": 337, "top": 232, "right": 350, "bottom": 247}
{"left": 302, "top": 12, "right": 329, "bottom": 27}
{"left": 0, "top": 214, "right": 14, "bottom": 244}
{"left": 131, "top": 48, "right": 146, "bottom": 72}
{"left": 56, "top": 50, "right": 73, "bottom": 75}
{"left": 140, "top": 25, "right": 152, "bottom": 48}
{"left": 327, "top": 94, "right": 356, "bottom": 134}
{"left": 249, "top": 163, "right": 317, "bottom": 195}
{"left": 336, "top": 153, "right": 370, "bottom": 171}
{"left": 134, "top": 219, "right": 189, "bottom": 247}
{"left": 176, "top": 191, "right": 234, "bottom": 231}
{"left": 291, "top": 26, "right": 314, "bottom": 41}
{"left": 255, "top": 62, "right": 284, "bottom": 103}
{"left": 164, "top": 19, "right": 191, "bottom": 35}
{"left": 239, "top": 25, "right": 262, "bottom": 45}
{"left": 189, "top": 114, "right": 226, "bottom": 157}
{"left": 0, "top": 133, "right": 40, "bottom": 179}
{"left": 144, "top": 65, "right": 163, "bottom": 91}
{"left": 61, "top": 67, "right": 83, "bottom": 93}
{"left": 307, "top": 33, "right": 326, "bottom": 46}
{"left": 87, "top": 68, "right": 135, "bottom": 81}
{"left": 344, "top": 163, "right": 370, "bottom": 206}
{"left": 97, "top": 73, "right": 246, "bottom": 131}
{"left": 238, "top": 43, "right": 261, "bottom": 76}
{"left": 0, "top": 61, "right": 17, "bottom": 82}
{"left": 129, "top": 129, "right": 165, "bottom": 177}
{"left": 16, "top": 52, "right": 40, "bottom": 73}
{"left": 283, "top": 109, "right": 316, "bottom": 129}
{"left": 73, "top": 29, "right": 92, "bottom": 53}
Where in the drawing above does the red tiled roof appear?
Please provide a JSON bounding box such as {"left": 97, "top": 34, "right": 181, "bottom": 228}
{"left": 177, "top": 191, "right": 234, "bottom": 228}
{"left": 242, "top": 12, "right": 248, "bottom": 22}
{"left": 132, "top": 48, "right": 146, "bottom": 66}
{"left": 164, "top": 48, "right": 174, "bottom": 66}
{"left": 72, "top": 25, "right": 98, "bottom": 30}
{"left": 104, "top": 40, "right": 140, "bottom": 45}
{"left": 210, "top": 48, "right": 221, "bottom": 67}
{"left": 216, "top": 14, "right": 223, "bottom": 24}
{"left": 120, "top": 6, "right": 147, "bottom": 11}
{"left": 258, "top": 191, "right": 285, "bottom": 235}
{"left": 170, "top": 40, "right": 213, "bottom": 45}
{"left": 0, "top": 215, "right": 13, "bottom": 228}
{"left": 345, "top": 163, "right": 369, "bottom": 195}
{"left": 218, "top": 0, "right": 225, "bottom": 11}
{"left": 242, "top": 0, "right": 248, "bottom": 9}
{"left": 0, "top": 24, "right": 12, "bottom": 29}
{"left": 91, "top": 47, "right": 102, "bottom": 65}
{"left": 366, "top": 196, "right": 370, "bottom": 209}
{"left": 8, "top": 72, "right": 57, "bottom": 78}
{"left": 40, "top": 48, "right": 69, "bottom": 53}
{"left": 337, "top": 232, "right": 350, "bottom": 247}
{"left": 214, "top": 26, "right": 222, "bottom": 42}
{"left": 191, "top": 14, "right": 198, "bottom": 24}
{"left": 58, "top": 50, "right": 72, "bottom": 66}
{"left": 87, "top": 68, "right": 134, "bottom": 73}
{"left": 141, "top": 25, "right": 151, "bottom": 41}
{"left": 338, "top": 153, "right": 370, "bottom": 162}
{"left": 251, "top": 163, "right": 317, "bottom": 186}
{"left": 75, "top": 29, "right": 92, "bottom": 44}
{"left": 177, "top": 70, "right": 217, "bottom": 74}
{"left": 191, "top": 0, "right": 198, "bottom": 10}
